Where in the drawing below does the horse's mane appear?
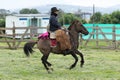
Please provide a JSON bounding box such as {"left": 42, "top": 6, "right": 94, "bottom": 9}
{"left": 68, "top": 20, "right": 79, "bottom": 30}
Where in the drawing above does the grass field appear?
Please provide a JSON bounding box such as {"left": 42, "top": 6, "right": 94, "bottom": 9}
{"left": 0, "top": 48, "right": 120, "bottom": 80}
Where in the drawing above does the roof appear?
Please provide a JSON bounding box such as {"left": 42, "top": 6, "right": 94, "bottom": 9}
{"left": 11, "top": 14, "right": 50, "bottom": 17}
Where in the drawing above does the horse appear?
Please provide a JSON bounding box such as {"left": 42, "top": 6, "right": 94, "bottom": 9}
{"left": 23, "top": 20, "right": 89, "bottom": 73}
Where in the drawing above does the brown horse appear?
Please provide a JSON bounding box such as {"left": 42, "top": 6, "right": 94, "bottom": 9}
{"left": 23, "top": 20, "right": 89, "bottom": 73}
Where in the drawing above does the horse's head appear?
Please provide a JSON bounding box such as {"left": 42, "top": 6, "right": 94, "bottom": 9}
{"left": 68, "top": 20, "right": 89, "bottom": 35}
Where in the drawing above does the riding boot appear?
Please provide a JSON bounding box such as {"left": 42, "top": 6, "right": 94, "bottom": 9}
{"left": 50, "top": 39, "right": 57, "bottom": 47}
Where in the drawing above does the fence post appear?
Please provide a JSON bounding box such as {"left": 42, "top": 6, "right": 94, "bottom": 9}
{"left": 96, "top": 26, "right": 99, "bottom": 47}
{"left": 12, "top": 22, "right": 16, "bottom": 49}
{"left": 30, "top": 27, "right": 34, "bottom": 40}
{"left": 0, "top": 29, "right": 12, "bottom": 49}
{"left": 112, "top": 26, "right": 116, "bottom": 49}
{"left": 15, "top": 27, "right": 29, "bottom": 49}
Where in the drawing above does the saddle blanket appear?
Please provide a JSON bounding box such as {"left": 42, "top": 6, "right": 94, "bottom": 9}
{"left": 38, "top": 32, "right": 49, "bottom": 39}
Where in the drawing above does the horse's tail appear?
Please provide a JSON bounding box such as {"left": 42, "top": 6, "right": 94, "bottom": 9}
{"left": 23, "top": 41, "right": 37, "bottom": 57}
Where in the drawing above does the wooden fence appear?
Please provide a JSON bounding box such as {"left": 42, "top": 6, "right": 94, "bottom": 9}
{"left": 0, "top": 26, "right": 46, "bottom": 49}
{"left": 0, "top": 26, "right": 120, "bottom": 49}
{"left": 80, "top": 26, "right": 120, "bottom": 49}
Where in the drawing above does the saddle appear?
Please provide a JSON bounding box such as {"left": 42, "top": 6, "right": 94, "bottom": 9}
{"left": 38, "top": 30, "right": 71, "bottom": 50}
{"left": 38, "top": 32, "right": 49, "bottom": 39}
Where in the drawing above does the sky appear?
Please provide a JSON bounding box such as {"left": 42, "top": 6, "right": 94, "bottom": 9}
{"left": 0, "top": 0, "right": 120, "bottom": 10}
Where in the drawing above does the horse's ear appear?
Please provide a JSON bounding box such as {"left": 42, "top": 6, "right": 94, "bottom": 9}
{"left": 75, "top": 20, "right": 79, "bottom": 23}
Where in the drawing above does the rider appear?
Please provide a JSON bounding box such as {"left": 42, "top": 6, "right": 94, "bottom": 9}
{"left": 49, "top": 7, "right": 71, "bottom": 54}
{"left": 49, "top": 7, "right": 61, "bottom": 47}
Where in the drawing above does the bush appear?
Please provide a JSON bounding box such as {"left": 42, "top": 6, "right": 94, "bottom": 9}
{"left": 0, "top": 19, "right": 5, "bottom": 27}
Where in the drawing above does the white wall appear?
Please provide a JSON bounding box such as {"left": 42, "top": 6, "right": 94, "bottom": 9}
{"left": 5, "top": 15, "right": 50, "bottom": 38}
{"left": 6, "top": 16, "right": 28, "bottom": 38}
{"left": 6, "top": 16, "right": 18, "bottom": 28}
{"left": 18, "top": 17, "right": 28, "bottom": 27}
{"left": 41, "top": 18, "right": 49, "bottom": 27}
{"left": 38, "top": 18, "right": 49, "bottom": 33}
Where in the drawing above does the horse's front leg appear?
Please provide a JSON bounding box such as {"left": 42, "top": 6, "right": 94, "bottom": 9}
{"left": 75, "top": 50, "right": 84, "bottom": 67}
{"left": 69, "top": 52, "right": 78, "bottom": 69}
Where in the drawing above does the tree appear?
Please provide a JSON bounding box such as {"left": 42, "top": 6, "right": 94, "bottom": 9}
{"left": 19, "top": 8, "right": 30, "bottom": 14}
{"left": 89, "top": 12, "right": 102, "bottom": 23}
{"left": 30, "top": 9, "right": 39, "bottom": 14}
{"left": 0, "top": 19, "right": 5, "bottom": 27}
{"left": 111, "top": 10, "right": 120, "bottom": 24}
{"left": 100, "top": 14, "right": 112, "bottom": 23}
{"left": 64, "top": 13, "right": 74, "bottom": 24}
{"left": 58, "top": 9, "right": 65, "bottom": 25}
{"left": 59, "top": 13, "right": 86, "bottom": 25}
{"left": 19, "top": 8, "right": 40, "bottom": 14}
{"left": 0, "top": 9, "right": 10, "bottom": 28}
{"left": 0, "top": 9, "right": 10, "bottom": 19}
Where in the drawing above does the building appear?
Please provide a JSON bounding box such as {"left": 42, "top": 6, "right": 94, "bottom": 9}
{"left": 5, "top": 14, "right": 50, "bottom": 38}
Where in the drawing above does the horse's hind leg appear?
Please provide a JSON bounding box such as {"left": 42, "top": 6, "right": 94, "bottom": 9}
{"left": 41, "top": 55, "right": 49, "bottom": 71}
{"left": 69, "top": 52, "right": 78, "bottom": 70}
{"left": 41, "top": 55, "right": 53, "bottom": 73}
{"left": 75, "top": 50, "right": 84, "bottom": 67}
{"left": 45, "top": 54, "right": 53, "bottom": 71}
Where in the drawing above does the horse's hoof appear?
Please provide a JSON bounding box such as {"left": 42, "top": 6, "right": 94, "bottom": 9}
{"left": 69, "top": 68, "right": 72, "bottom": 70}
{"left": 80, "top": 61, "right": 84, "bottom": 67}
{"left": 49, "top": 66, "right": 54, "bottom": 71}
{"left": 51, "top": 68, "right": 54, "bottom": 71}
{"left": 69, "top": 66, "right": 74, "bottom": 70}
{"left": 47, "top": 70, "right": 52, "bottom": 74}
{"left": 80, "top": 64, "right": 83, "bottom": 68}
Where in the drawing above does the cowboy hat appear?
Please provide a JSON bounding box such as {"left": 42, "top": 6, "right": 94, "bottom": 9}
{"left": 51, "top": 7, "right": 59, "bottom": 12}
